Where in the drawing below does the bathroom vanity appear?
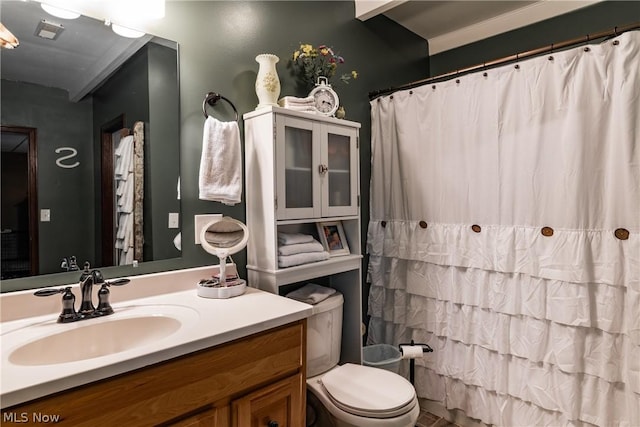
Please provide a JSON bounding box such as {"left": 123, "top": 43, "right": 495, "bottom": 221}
{"left": 0, "top": 266, "right": 312, "bottom": 426}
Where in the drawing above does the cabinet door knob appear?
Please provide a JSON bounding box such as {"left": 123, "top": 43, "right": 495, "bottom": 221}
{"left": 318, "top": 164, "right": 328, "bottom": 175}
{"left": 267, "top": 421, "right": 279, "bottom": 427}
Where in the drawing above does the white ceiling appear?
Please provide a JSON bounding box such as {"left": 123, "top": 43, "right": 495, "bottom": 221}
{"left": 0, "top": 0, "right": 153, "bottom": 102}
{"left": 355, "top": 0, "right": 603, "bottom": 55}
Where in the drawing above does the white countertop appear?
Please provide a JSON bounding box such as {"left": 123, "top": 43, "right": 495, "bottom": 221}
{"left": 0, "top": 267, "right": 312, "bottom": 408}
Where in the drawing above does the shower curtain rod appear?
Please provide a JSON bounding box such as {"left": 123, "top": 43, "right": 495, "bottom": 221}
{"left": 368, "top": 21, "right": 640, "bottom": 100}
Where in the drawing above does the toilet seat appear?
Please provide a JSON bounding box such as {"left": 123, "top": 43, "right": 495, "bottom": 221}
{"left": 319, "top": 363, "right": 416, "bottom": 419}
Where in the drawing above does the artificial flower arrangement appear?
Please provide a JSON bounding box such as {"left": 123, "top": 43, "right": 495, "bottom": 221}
{"left": 289, "top": 43, "right": 358, "bottom": 90}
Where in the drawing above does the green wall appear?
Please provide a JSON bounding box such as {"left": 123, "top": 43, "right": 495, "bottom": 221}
{"left": 144, "top": 1, "right": 431, "bottom": 278}
{"left": 146, "top": 43, "right": 181, "bottom": 262}
{"left": 1, "top": 80, "right": 95, "bottom": 275}
{"left": 430, "top": 1, "right": 640, "bottom": 76}
{"left": 1, "top": 1, "right": 429, "bottom": 291}
{"left": 4, "top": 0, "right": 637, "bottom": 293}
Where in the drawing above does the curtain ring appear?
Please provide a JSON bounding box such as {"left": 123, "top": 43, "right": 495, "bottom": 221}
{"left": 583, "top": 34, "right": 591, "bottom": 52}
{"left": 548, "top": 43, "right": 554, "bottom": 61}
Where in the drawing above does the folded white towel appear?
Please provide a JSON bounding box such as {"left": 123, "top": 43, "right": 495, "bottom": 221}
{"left": 278, "top": 232, "right": 315, "bottom": 245}
{"left": 278, "top": 251, "right": 329, "bottom": 268}
{"left": 278, "top": 96, "right": 314, "bottom": 106}
{"left": 199, "top": 116, "right": 242, "bottom": 205}
{"left": 278, "top": 240, "right": 324, "bottom": 256}
{"left": 286, "top": 283, "right": 336, "bottom": 305}
{"left": 280, "top": 105, "right": 317, "bottom": 112}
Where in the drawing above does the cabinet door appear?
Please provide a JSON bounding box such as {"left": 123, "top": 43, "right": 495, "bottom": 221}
{"left": 275, "top": 116, "right": 321, "bottom": 220}
{"left": 169, "top": 404, "right": 230, "bottom": 427}
{"left": 231, "top": 373, "right": 304, "bottom": 427}
{"left": 321, "top": 123, "right": 359, "bottom": 217}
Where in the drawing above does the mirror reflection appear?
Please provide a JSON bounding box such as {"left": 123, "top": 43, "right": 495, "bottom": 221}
{"left": 203, "top": 220, "right": 247, "bottom": 250}
{"left": 0, "top": 0, "right": 181, "bottom": 281}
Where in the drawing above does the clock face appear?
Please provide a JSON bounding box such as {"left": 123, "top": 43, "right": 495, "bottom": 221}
{"left": 310, "top": 85, "right": 339, "bottom": 116}
{"left": 314, "top": 90, "right": 336, "bottom": 114}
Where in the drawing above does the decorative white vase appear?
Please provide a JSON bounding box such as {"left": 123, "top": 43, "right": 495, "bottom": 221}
{"left": 255, "top": 54, "right": 281, "bottom": 110}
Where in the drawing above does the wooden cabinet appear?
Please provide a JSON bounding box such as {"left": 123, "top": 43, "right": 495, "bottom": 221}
{"left": 244, "top": 106, "right": 363, "bottom": 366}
{"left": 1, "top": 321, "right": 306, "bottom": 427}
{"left": 232, "top": 373, "right": 304, "bottom": 427}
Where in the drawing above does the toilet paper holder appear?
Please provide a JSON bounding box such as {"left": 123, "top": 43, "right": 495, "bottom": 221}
{"left": 398, "top": 340, "right": 433, "bottom": 385}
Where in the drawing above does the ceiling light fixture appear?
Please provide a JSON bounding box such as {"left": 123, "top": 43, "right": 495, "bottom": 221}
{"left": 111, "top": 24, "right": 145, "bottom": 39}
{"left": 109, "top": 0, "right": 165, "bottom": 24}
{"left": 41, "top": 3, "right": 81, "bottom": 20}
{"left": 0, "top": 23, "right": 19, "bottom": 49}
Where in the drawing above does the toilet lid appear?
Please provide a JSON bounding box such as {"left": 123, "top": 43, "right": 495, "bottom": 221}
{"left": 320, "top": 364, "right": 416, "bottom": 418}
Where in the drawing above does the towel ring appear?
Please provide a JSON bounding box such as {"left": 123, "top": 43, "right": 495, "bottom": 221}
{"left": 203, "top": 92, "right": 239, "bottom": 121}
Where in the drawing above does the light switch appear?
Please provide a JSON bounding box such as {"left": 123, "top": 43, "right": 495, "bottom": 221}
{"left": 40, "top": 209, "right": 51, "bottom": 222}
{"left": 168, "top": 212, "right": 179, "bottom": 229}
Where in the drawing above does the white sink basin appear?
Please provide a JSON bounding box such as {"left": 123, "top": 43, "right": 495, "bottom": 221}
{"left": 4, "top": 305, "right": 199, "bottom": 366}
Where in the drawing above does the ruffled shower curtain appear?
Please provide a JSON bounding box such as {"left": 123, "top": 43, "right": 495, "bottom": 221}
{"left": 367, "top": 30, "right": 639, "bottom": 426}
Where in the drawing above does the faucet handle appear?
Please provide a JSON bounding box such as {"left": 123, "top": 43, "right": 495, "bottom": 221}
{"left": 95, "top": 279, "right": 130, "bottom": 315}
{"left": 34, "top": 287, "right": 68, "bottom": 297}
{"left": 105, "top": 278, "right": 130, "bottom": 286}
{"left": 34, "top": 287, "right": 78, "bottom": 323}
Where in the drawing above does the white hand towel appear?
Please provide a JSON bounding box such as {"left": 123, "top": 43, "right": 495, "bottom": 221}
{"left": 278, "top": 251, "right": 329, "bottom": 268}
{"left": 199, "top": 116, "right": 242, "bottom": 205}
{"left": 278, "top": 240, "right": 324, "bottom": 256}
{"left": 114, "top": 135, "right": 134, "bottom": 178}
{"left": 286, "top": 283, "right": 336, "bottom": 305}
{"left": 277, "top": 232, "right": 315, "bottom": 245}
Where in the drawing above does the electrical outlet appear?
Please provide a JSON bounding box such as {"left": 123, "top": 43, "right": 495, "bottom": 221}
{"left": 168, "top": 212, "right": 179, "bottom": 229}
{"left": 194, "top": 214, "right": 222, "bottom": 244}
{"left": 40, "top": 209, "right": 50, "bottom": 222}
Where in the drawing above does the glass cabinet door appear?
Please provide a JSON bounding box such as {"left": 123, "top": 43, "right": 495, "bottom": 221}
{"left": 276, "top": 116, "right": 321, "bottom": 219}
{"left": 276, "top": 115, "right": 358, "bottom": 220}
{"left": 322, "top": 124, "right": 358, "bottom": 217}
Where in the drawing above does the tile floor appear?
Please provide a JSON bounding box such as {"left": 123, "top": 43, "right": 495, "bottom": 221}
{"left": 416, "top": 409, "right": 461, "bottom": 427}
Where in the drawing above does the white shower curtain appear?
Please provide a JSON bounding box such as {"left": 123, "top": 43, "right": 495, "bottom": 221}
{"left": 367, "top": 30, "right": 639, "bottom": 426}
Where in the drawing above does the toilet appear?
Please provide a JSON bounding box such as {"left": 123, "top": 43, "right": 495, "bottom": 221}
{"left": 305, "top": 292, "right": 420, "bottom": 427}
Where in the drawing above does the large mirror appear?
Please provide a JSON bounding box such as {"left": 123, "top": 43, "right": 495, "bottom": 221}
{"left": 0, "top": 0, "right": 181, "bottom": 283}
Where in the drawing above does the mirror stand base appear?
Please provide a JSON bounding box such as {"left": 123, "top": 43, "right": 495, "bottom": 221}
{"left": 196, "top": 279, "right": 247, "bottom": 299}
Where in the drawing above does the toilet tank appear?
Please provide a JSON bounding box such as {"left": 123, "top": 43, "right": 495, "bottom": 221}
{"left": 306, "top": 292, "right": 343, "bottom": 378}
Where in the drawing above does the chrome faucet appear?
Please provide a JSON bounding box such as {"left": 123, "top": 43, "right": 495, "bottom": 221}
{"left": 34, "top": 265, "right": 130, "bottom": 323}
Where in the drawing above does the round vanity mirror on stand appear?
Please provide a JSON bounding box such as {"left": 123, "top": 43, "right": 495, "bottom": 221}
{"left": 198, "top": 217, "right": 249, "bottom": 299}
